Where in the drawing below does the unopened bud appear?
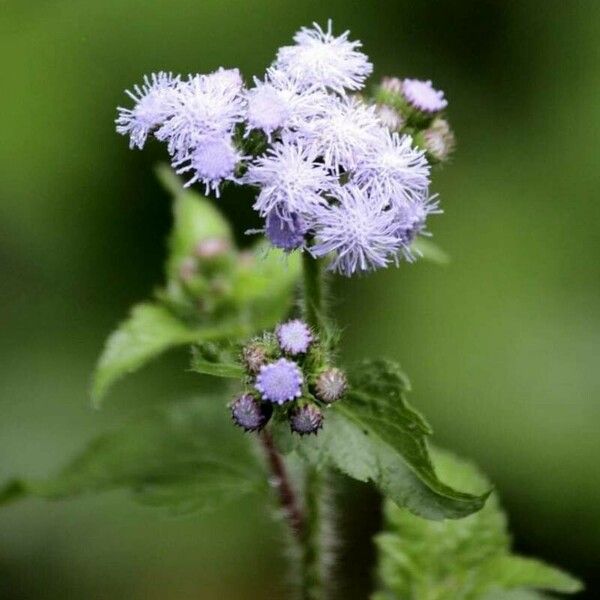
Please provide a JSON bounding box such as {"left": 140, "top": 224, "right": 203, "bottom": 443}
{"left": 179, "top": 257, "right": 197, "bottom": 282}
{"left": 195, "top": 237, "right": 231, "bottom": 260}
{"left": 315, "top": 367, "right": 347, "bottom": 404}
{"left": 242, "top": 343, "right": 268, "bottom": 374}
{"left": 419, "top": 118, "right": 455, "bottom": 164}
{"left": 231, "top": 393, "right": 273, "bottom": 432}
{"left": 290, "top": 404, "right": 323, "bottom": 435}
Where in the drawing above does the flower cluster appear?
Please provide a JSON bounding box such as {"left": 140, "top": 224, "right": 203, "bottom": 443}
{"left": 231, "top": 319, "right": 347, "bottom": 435}
{"left": 117, "top": 21, "right": 452, "bottom": 276}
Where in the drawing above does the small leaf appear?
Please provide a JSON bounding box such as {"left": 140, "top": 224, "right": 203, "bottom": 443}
{"left": 190, "top": 344, "right": 244, "bottom": 379}
{"left": 0, "top": 399, "right": 264, "bottom": 515}
{"left": 91, "top": 303, "right": 246, "bottom": 406}
{"left": 411, "top": 238, "right": 450, "bottom": 265}
{"left": 298, "top": 359, "right": 489, "bottom": 520}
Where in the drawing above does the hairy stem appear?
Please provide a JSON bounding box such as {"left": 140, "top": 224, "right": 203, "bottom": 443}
{"left": 302, "top": 253, "right": 326, "bottom": 333}
{"left": 259, "top": 429, "right": 304, "bottom": 538}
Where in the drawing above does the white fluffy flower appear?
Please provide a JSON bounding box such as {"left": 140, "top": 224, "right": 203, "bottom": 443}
{"left": 174, "top": 136, "right": 243, "bottom": 196}
{"left": 116, "top": 72, "right": 180, "bottom": 149}
{"left": 274, "top": 20, "right": 372, "bottom": 94}
{"left": 297, "top": 96, "right": 384, "bottom": 173}
{"left": 156, "top": 71, "right": 246, "bottom": 159}
{"left": 394, "top": 194, "right": 441, "bottom": 260}
{"left": 311, "top": 184, "right": 400, "bottom": 276}
{"left": 246, "top": 68, "right": 331, "bottom": 139}
{"left": 354, "top": 131, "right": 430, "bottom": 207}
{"left": 245, "top": 138, "right": 336, "bottom": 216}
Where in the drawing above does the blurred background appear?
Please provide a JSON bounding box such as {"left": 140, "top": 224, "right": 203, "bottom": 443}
{"left": 1, "top": 0, "right": 598, "bottom": 598}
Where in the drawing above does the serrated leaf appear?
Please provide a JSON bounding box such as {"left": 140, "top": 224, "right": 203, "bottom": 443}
{"left": 0, "top": 399, "right": 264, "bottom": 515}
{"left": 297, "top": 359, "right": 489, "bottom": 520}
{"left": 411, "top": 238, "right": 450, "bottom": 265}
{"left": 372, "top": 449, "right": 582, "bottom": 600}
{"left": 91, "top": 303, "right": 247, "bottom": 406}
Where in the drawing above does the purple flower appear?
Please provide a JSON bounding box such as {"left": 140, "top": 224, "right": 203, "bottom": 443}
{"left": 116, "top": 72, "right": 180, "bottom": 150}
{"left": 255, "top": 358, "right": 303, "bottom": 405}
{"left": 311, "top": 184, "right": 401, "bottom": 276}
{"left": 290, "top": 404, "right": 323, "bottom": 435}
{"left": 394, "top": 195, "right": 441, "bottom": 260}
{"left": 231, "top": 393, "right": 273, "bottom": 431}
{"left": 265, "top": 210, "right": 307, "bottom": 251}
{"left": 274, "top": 20, "right": 373, "bottom": 95}
{"left": 174, "top": 136, "right": 243, "bottom": 196}
{"left": 402, "top": 79, "right": 448, "bottom": 113}
{"left": 315, "top": 367, "right": 347, "bottom": 403}
{"left": 277, "top": 319, "right": 313, "bottom": 355}
{"left": 354, "top": 130, "right": 430, "bottom": 207}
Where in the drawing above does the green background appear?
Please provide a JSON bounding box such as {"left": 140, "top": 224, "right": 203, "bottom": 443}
{"left": 0, "top": 1, "right": 598, "bottom": 598}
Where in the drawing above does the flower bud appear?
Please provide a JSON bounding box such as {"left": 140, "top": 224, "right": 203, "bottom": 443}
{"left": 315, "top": 367, "right": 347, "bottom": 404}
{"left": 178, "top": 257, "right": 197, "bottom": 282}
{"left": 290, "top": 404, "right": 323, "bottom": 435}
{"left": 276, "top": 319, "right": 313, "bottom": 355}
{"left": 195, "top": 237, "right": 232, "bottom": 260}
{"left": 231, "top": 393, "right": 273, "bottom": 431}
{"left": 255, "top": 358, "right": 303, "bottom": 405}
{"left": 374, "top": 103, "right": 405, "bottom": 132}
{"left": 242, "top": 342, "right": 268, "bottom": 374}
{"left": 417, "top": 118, "right": 455, "bottom": 164}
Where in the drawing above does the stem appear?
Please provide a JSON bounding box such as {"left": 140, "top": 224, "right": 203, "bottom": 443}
{"left": 302, "top": 253, "right": 325, "bottom": 333}
{"left": 259, "top": 429, "right": 304, "bottom": 538}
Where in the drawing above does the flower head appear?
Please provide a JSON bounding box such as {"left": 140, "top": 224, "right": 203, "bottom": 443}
{"left": 116, "top": 72, "right": 180, "bottom": 149}
{"left": 402, "top": 79, "right": 448, "bottom": 113}
{"left": 277, "top": 319, "right": 313, "bottom": 355}
{"left": 354, "top": 131, "right": 430, "bottom": 206}
{"left": 421, "top": 118, "right": 456, "bottom": 163}
{"left": 290, "top": 404, "right": 323, "bottom": 435}
{"left": 311, "top": 184, "right": 401, "bottom": 276}
{"left": 315, "top": 367, "right": 347, "bottom": 403}
{"left": 156, "top": 71, "right": 246, "bottom": 159}
{"left": 231, "top": 393, "right": 272, "bottom": 431}
{"left": 245, "top": 139, "right": 335, "bottom": 216}
{"left": 265, "top": 210, "right": 307, "bottom": 251}
{"left": 174, "top": 136, "right": 243, "bottom": 195}
{"left": 394, "top": 194, "right": 441, "bottom": 260}
{"left": 274, "top": 20, "right": 372, "bottom": 94}
{"left": 299, "top": 96, "right": 383, "bottom": 173}
{"left": 255, "top": 358, "right": 303, "bottom": 404}
{"left": 374, "top": 104, "right": 405, "bottom": 131}
{"left": 242, "top": 343, "right": 268, "bottom": 374}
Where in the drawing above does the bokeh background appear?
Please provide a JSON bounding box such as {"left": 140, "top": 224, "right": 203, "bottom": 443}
{"left": 1, "top": 0, "right": 598, "bottom": 598}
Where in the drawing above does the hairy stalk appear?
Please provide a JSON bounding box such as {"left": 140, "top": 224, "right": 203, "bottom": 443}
{"left": 300, "top": 254, "right": 333, "bottom": 600}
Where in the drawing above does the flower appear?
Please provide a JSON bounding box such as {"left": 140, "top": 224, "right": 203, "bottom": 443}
{"left": 245, "top": 138, "right": 335, "bottom": 216}
{"left": 311, "top": 184, "right": 401, "bottom": 276}
{"left": 246, "top": 68, "right": 331, "bottom": 139}
{"left": 374, "top": 104, "right": 405, "bottom": 131}
{"left": 231, "top": 394, "right": 273, "bottom": 431}
{"left": 402, "top": 78, "right": 448, "bottom": 113}
{"left": 354, "top": 131, "right": 430, "bottom": 206}
{"left": 174, "top": 136, "right": 243, "bottom": 195}
{"left": 274, "top": 20, "right": 372, "bottom": 94}
{"left": 255, "top": 358, "right": 303, "bottom": 404}
{"left": 116, "top": 72, "right": 180, "bottom": 149}
{"left": 289, "top": 404, "right": 323, "bottom": 435}
{"left": 277, "top": 319, "right": 313, "bottom": 355}
{"left": 156, "top": 71, "right": 246, "bottom": 159}
{"left": 394, "top": 194, "right": 441, "bottom": 260}
{"left": 315, "top": 367, "right": 347, "bottom": 403}
{"left": 242, "top": 343, "right": 268, "bottom": 374}
{"left": 298, "top": 96, "right": 383, "bottom": 173}
{"left": 265, "top": 210, "right": 307, "bottom": 251}
{"left": 421, "top": 118, "right": 455, "bottom": 163}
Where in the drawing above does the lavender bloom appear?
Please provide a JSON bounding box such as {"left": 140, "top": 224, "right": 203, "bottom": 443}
{"left": 265, "top": 210, "right": 307, "bottom": 251}
{"left": 374, "top": 104, "right": 405, "bottom": 131}
{"left": 274, "top": 20, "right": 373, "bottom": 95}
{"left": 116, "top": 72, "right": 180, "bottom": 149}
{"left": 174, "top": 136, "right": 243, "bottom": 196}
{"left": 156, "top": 71, "right": 246, "bottom": 159}
{"left": 277, "top": 319, "right": 313, "bottom": 355}
{"left": 231, "top": 393, "right": 272, "bottom": 431}
{"left": 311, "top": 184, "right": 401, "bottom": 276}
{"left": 315, "top": 367, "right": 347, "bottom": 403}
{"left": 246, "top": 68, "right": 331, "bottom": 139}
{"left": 255, "top": 358, "right": 303, "bottom": 404}
{"left": 421, "top": 118, "right": 456, "bottom": 163}
{"left": 290, "top": 404, "right": 323, "bottom": 435}
{"left": 402, "top": 78, "right": 448, "bottom": 113}
{"left": 394, "top": 194, "right": 442, "bottom": 260}
{"left": 245, "top": 139, "right": 335, "bottom": 216}
{"left": 298, "top": 96, "right": 383, "bottom": 173}
{"left": 354, "top": 131, "right": 430, "bottom": 206}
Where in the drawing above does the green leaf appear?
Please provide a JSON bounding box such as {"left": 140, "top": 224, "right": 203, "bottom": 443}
{"left": 372, "top": 449, "right": 583, "bottom": 600}
{"left": 190, "top": 344, "right": 244, "bottom": 379}
{"left": 91, "top": 303, "right": 246, "bottom": 406}
{"left": 411, "top": 238, "right": 450, "bottom": 265}
{"left": 0, "top": 399, "right": 264, "bottom": 515}
{"left": 297, "top": 359, "right": 489, "bottom": 520}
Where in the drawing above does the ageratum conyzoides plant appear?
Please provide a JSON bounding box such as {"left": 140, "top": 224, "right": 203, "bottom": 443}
{"left": 0, "top": 21, "right": 583, "bottom": 600}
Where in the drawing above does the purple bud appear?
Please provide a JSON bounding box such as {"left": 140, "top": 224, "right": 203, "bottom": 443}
{"left": 255, "top": 358, "right": 303, "bottom": 405}
{"left": 290, "top": 404, "right": 323, "bottom": 435}
{"left": 242, "top": 343, "right": 268, "bottom": 374}
{"left": 265, "top": 211, "right": 307, "bottom": 251}
{"left": 421, "top": 118, "right": 455, "bottom": 163}
{"left": 380, "top": 76, "right": 403, "bottom": 95}
{"left": 231, "top": 394, "right": 272, "bottom": 431}
{"left": 402, "top": 79, "right": 447, "bottom": 114}
{"left": 315, "top": 368, "right": 347, "bottom": 404}
{"left": 276, "top": 319, "right": 313, "bottom": 355}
